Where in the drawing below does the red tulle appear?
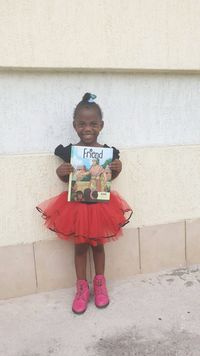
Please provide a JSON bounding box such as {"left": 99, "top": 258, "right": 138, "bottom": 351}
{"left": 36, "top": 191, "right": 132, "bottom": 246}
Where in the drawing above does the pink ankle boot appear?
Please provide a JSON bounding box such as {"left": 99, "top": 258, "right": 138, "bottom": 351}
{"left": 72, "top": 280, "right": 90, "bottom": 314}
{"left": 93, "top": 275, "right": 109, "bottom": 308}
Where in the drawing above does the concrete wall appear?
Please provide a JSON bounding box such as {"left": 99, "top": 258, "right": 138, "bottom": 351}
{"left": 1, "top": 1, "right": 200, "bottom": 299}
{"left": 1, "top": 71, "right": 200, "bottom": 154}
{"left": 1, "top": 70, "right": 200, "bottom": 299}
{"left": 1, "top": 0, "right": 200, "bottom": 70}
{"left": 1, "top": 70, "right": 200, "bottom": 247}
{"left": 2, "top": 219, "right": 200, "bottom": 299}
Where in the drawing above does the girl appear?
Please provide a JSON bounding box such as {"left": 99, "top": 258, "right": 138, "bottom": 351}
{"left": 37, "top": 93, "right": 132, "bottom": 314}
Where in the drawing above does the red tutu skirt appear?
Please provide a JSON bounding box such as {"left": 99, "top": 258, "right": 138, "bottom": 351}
{"left": 36, "top": 191, "right": 132, "bottom": 246}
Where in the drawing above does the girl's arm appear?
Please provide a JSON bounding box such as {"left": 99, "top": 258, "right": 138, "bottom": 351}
{"left": 56, "top": 163, "right": 74, "bottom": 183}
{"left": 109, "top": 159, "right": 122, "bottom": 180}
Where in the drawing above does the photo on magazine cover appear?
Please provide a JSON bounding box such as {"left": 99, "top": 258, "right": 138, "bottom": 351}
{"left": 68, "top": 146, "right": 113, "bottom": 202}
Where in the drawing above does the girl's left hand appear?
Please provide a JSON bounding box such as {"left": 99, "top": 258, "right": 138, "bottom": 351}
{"left": 109, "top": 159, "right": 122, "bottom": 173}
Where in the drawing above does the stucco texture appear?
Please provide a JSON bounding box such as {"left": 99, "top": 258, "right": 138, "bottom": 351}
{"left": 1, "top": 71, "right": 200, "bottom": 154}
{"left": 0, "top": 0, "right": 200, "bottom": 70}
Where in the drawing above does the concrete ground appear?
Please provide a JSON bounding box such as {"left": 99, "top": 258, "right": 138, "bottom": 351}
{"left": 1, "top": 266, "right": 200, "bottom": 356}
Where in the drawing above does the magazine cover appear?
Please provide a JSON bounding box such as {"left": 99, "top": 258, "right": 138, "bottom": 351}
{"left": 68, "top": 146, "right": 113, "bottom": 202}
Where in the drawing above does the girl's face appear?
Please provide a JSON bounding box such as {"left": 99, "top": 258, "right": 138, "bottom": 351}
{"left": 73, "top": 107, "right": 104, "bottom": 146}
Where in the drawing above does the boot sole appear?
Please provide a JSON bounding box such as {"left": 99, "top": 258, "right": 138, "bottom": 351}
{"left": 95, "top": 301, "right": 109, "bottom": 309}
{"left": 72, "top": 308, "right": 87, "bottom": 314}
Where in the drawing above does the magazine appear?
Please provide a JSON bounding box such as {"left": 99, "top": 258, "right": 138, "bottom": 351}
{"left": 68, "top": 146, "right": 113, "bottom": 202}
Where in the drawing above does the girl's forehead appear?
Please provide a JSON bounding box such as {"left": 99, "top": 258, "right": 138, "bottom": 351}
{"left": 74, "top": 107, "right": 101, "bottom": 121}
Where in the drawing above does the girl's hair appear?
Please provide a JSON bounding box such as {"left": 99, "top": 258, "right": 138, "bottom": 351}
{"left": 73, "top": 93, "right": 103, "bottom": 120}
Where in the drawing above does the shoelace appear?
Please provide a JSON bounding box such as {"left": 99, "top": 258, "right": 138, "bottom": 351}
{"left": 76, "top": 284, "right": 88, "bottom": 300}
{"left": 95, "top": 280, "right": 107, "bottom": 296}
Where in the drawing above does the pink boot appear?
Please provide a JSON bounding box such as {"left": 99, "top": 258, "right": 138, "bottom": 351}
{"left": 72, "top": 280, "right": 90, "bottom": 314}
{"left": 93, "top": 275, "right": 109, "bottom": 308}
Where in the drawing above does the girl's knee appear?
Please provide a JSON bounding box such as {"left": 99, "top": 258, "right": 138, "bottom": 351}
{"left": 92, "top": 244, "right": 104, "bottom": 253}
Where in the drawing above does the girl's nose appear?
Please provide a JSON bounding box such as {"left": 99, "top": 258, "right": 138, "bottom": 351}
{"left": 84, "top": 125, "right": 92, "bottom": 131}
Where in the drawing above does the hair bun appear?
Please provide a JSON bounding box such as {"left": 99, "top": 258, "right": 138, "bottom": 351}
{"left": 82, "top": 93, "right": 92, "bottom": 102}
{"left": 82, "top": 93, "right": 97, "bottom": 103}
{"left": 73, "top": 93, "right": 102, "bottom": 119}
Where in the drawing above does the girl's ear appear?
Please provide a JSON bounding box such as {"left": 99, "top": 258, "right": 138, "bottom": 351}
{"left": 100, "top": 120, "right": 104, "bottom": 130}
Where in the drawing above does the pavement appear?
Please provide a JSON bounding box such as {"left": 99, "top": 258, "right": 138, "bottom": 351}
{"left": 1, "top": 265, "right": 200, "bottom": 356}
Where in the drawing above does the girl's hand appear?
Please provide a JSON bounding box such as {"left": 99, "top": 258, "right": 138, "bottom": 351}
{"left": 109, "top": 159, "right": 122, "bottom": 173}
{"left": 56, "top": 163, "right": 74, "bottom": 182}
{"left": 109, "top": 159, "right": 122, "bottom": 179}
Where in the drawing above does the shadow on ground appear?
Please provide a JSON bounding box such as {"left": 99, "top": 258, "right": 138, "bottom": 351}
{"left": 88, "top": 329, "right": 200, "bottom": 356}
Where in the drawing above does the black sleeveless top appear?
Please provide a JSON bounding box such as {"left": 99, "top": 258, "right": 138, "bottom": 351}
{"left": 54, "top": 143, "right": 120, "bottom": 162}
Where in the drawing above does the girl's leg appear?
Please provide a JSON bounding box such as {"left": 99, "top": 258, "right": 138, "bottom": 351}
{"left": 73, "top": 243, "right": 90, "bottom": 314}
{"left": 92, "top": 244, "right": 109, "bottom": 308}
{"left": 91, "top": 244, "right": 105, "bottom": 275}
{"left": 74, "top": 243, "right": 89, "bottom": 280}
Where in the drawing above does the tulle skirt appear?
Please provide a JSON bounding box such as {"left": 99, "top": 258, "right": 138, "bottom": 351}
{"left": 36, "top": 191, "right": 132, "bottom": 246}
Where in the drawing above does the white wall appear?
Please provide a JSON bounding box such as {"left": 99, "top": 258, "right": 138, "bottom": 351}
{"left": 0, "top": 0, "right": 200, "bottom": 70}
{"left": 1, "top": 71, "right": 200, "bottom": 154}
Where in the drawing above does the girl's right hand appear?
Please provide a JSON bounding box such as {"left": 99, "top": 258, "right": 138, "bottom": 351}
{"left": 56, "top": 163, "right": 74, "bottom": 177}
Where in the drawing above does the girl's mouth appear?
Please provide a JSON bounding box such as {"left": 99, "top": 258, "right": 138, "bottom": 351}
{"left": 83, "top": 134, "right": 93, "bottom": 139}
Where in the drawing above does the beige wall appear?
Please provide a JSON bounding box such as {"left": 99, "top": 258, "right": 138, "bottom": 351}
{"left": 2, "top": 217, "right": 200, "bottom": 299}
{"left": 1, "top": 0, "right": 200, "bottom": 70}
{"left": 1, "top": 145, "right": 200, "bottom": 247}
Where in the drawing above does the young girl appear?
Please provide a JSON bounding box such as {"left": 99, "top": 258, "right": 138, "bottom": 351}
{"left": 37, "top": 93, "right": 132, "bottom": 314}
